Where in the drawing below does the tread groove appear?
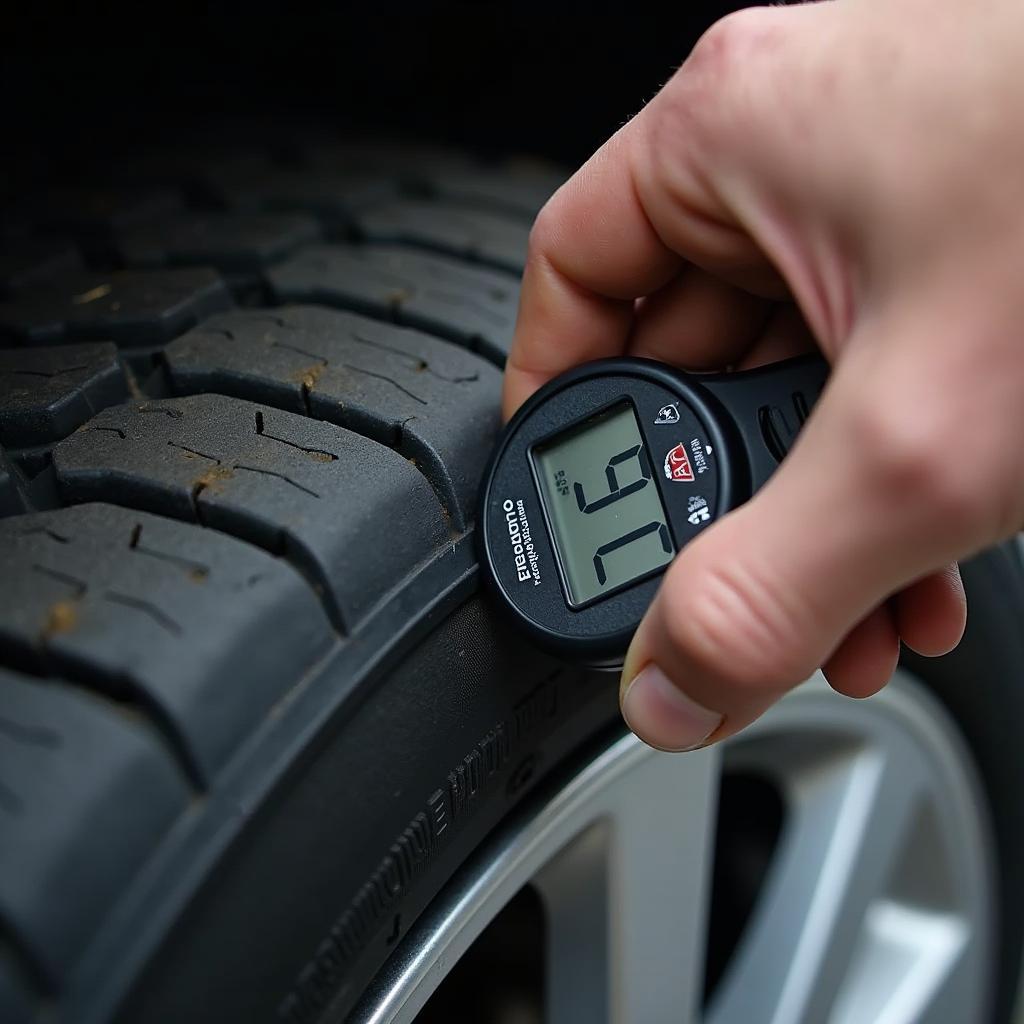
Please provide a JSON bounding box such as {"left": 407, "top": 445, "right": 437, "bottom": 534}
{"left": 101, "top": 592, "right": 183, "bottom": 637}
{"left": 230, "top": 463, "right": 320, "bottom": 498}
{"left": 31, "top": 564, "right": 87, "bottom": 596}
{"left": 349, "top": 330, "right": 479, "bottom": 383}
{"left": 340, "top": 363, "right": 427, "bottom": 405}
{"left": 254, "top": 409, "right": 337, "bottom": 461}
{"left": 128, "top": 523, "right": 210, "bottom": 578}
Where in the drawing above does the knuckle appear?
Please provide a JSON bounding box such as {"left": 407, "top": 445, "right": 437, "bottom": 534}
{"left": 660, "top": 559, "right": 814, "bottom": 699}
{"left": 687, "top": 9, "right": 764, "bottom": 81}
{"left": 642, "top": 8, "right": 779, "bottom": 200}
{"left": 526, "top": 200, "right": 559, "bottom": 263}
{"left": 682, "top": 7, "right": 782, "bottom": 110}
{"left": 525, "top": 192, "right": 576, "bottom": 280}
{"left": 852, "top": 400, "right": 986, "bottom": 535}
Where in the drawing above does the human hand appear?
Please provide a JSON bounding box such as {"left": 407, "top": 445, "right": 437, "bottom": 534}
{"left": 503, "top": 0, "right": 1024, "bottom": 750}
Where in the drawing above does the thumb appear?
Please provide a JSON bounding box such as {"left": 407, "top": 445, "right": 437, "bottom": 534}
{"left": 619, "top": 326, "right": 999, "bottom": 751}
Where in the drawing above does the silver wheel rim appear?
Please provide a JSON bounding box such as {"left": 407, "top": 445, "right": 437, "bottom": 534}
{"left": 351, "top": 670, "right": 996, "bottom": 1024}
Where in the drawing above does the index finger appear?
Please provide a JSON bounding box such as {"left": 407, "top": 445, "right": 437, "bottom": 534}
{"left": 502, "top": 118, "right": 683, "bottom": 420}
{"left": 503, "top": 5, "right": 812, "bottom": 420}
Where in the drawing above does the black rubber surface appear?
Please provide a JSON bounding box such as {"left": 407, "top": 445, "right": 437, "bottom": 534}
{"left": 0, "top": 268, "right": 233, "bottom": 348}
{"left": 291, "top": 141, "right": 479, "bottom": 183}
{"left": 0, "top": 665, "right": 191, "bottom": 989}
{"left": 351, "top": 200, "right": 530, "bottom": 274}
{"left": 99, "top": 151, "right": 280, "bottom": 205}
{"left": 0, "top": 343, "right": 129, "bottom": 469}
{"left": 416, "top": 165, "right": 565, "bottom": 220}
{"left": 52, "top": 393, "right": 451, "bottom": 630}
{"left": 114, "top": 599, "right": 615, "bottom": 1024}
{"left": 164, "top": 306, "right": 501, "bottom": 529}
{"left": 0, "top": 504, "right": 335, "bottom": 782}
{"left": 215, "top": 170, "right": 395, "bottom": 234}
{"left": 0, "top": 140, "right": 582, "bottom": 1024}
{"left": 0, "top": 447, "right": 29, "bottom": 516}
{"left": 0, "top": 238, "right": 83, "bottom": 297}
{"left": 9, "top": 188, "right": 183, "bottom": 245}
{"left": 112, "top": 212, "right": 322, "bottom": 275}
{"left": 267, "top": 244, "right": 520, "bottom": 365}
{"left": 0, "top": 957, "right": 35, "bottom": 1024}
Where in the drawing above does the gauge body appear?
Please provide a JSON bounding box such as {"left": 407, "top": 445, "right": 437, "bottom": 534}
{"left": 479, "top": 355, "right": 828, "bottom": 667}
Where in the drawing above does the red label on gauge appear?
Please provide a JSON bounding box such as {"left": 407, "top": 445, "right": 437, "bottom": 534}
{"left": 664, "top": 443, "right": 694, "bottom": 482}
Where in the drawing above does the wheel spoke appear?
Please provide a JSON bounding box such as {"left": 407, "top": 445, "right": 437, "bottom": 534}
{"left": 534, "top": 744, "right": 720, "bottom": 1024}
{"left": 708, "top": 717, "right": 928, "bottom": 1024}
{"left": 829, "top": 900, "right": 973, "bottom": 1024}
{"left": 531, "top": 823, "right": 612, "bottom": 1023}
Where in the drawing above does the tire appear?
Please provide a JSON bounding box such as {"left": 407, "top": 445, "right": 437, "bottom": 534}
{"left": 0, "top": 137, "right": 620, "bottom": 1024}
{"left": 0, "top": 134, "right": 1022, "bottom": 1024}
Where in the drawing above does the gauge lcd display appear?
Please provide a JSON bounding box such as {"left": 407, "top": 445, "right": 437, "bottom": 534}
{"left": 532, "top": 401, "right": 674, "bottom": 607}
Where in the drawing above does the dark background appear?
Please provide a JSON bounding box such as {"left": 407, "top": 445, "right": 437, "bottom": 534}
{"left": 4, "top": 3, "right": 747, "bottom": 170}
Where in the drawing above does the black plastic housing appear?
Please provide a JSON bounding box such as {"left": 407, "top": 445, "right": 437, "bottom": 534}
{"left": 479, "top": 355, "right": 828, "bottom": 666}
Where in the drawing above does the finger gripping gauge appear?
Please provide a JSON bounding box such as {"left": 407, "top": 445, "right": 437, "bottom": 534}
{"left": 479, "top": 354, "right": 829, "bottom": 668}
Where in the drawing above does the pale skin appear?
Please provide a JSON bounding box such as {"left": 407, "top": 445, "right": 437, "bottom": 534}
{"left": 503, "top": 0, "right": 1024, "bottom": 751}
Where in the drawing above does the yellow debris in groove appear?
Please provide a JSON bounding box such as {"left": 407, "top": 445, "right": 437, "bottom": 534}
{"left": 71, "top": 283, "right": 113, "bottom": 305}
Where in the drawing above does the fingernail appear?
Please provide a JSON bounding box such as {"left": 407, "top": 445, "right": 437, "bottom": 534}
{"left": 620, "top": 664, "right": 724, "bottom": 752}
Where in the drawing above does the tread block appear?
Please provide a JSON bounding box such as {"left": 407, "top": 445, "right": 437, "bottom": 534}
{"left": 51, "top": 395, "right": 450, "bottom": 630}
{"left": 0, "top": 343, "right": 129, "bottom": 453}
{"left": 165, "top": 306, "right": 501, "bottom": 528}
{"left": 0, "top": 449, "right": 29, "bottom": 517}
{"left": 353, "top": 200, "right": 528, "bottom": 274}
{"left": 13, "top": 187, "right": 183, "bottom": 242}
{"left": 267, "top": 244, "right": 519, "bottom": 364}
{"left": 0, "top": 268, "right": 233, "bottom": 347}
{"left": 303, "top": 141, "right": 479, "bottom": 180}
{"left": 98, "top": 150, "right": 277, "bottom": 194}
{"left": 0, "top": 503, "right": 335, "bottom": 782}
{"left": 420, "top": 166, "right": 565, "bottom": 220}
{"left": 215, "top": 171, "right": 394, "bottom": 232}
{"left": 0, "top": 665, "right": 191, "bottom": 990}
{"left": 0, "top": 238, "right": 83, "bottom": 296}
{"left": 113, "top": 212, "right": 322, "bottom": 274}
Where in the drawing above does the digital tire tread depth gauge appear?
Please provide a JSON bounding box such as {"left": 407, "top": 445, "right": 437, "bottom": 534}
{"left": 480, "top": 354, "right": 829, "bottom": 668}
